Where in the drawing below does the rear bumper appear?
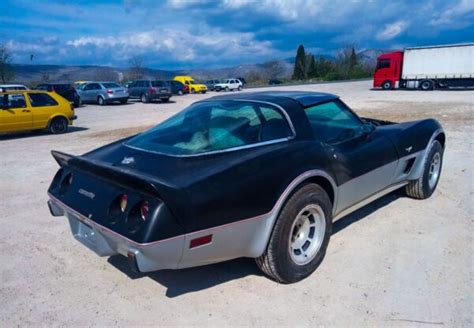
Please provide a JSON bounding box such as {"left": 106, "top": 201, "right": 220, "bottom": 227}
{"left": 48, "top": 198, "right": 184, "bottom": 272}
{"left": 105, "top": 96, "right": 128, "bottom": 103}
{"left": 149, "top": 93, "right": 172, "bottom": 100}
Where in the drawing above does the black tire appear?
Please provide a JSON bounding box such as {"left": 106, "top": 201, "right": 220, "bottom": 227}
{"left": 74, "top": 97, "right": 81, "bottom": 107}
{"left": 256, "top": 183, "right": 332, "bottom": 283}
{"left": 225, "top": 87, "right": 229, "bottom": 92}
{"left": 420, "top": 80, "right": 433, "bottom": 91}
{"left": 161, "top": 97, "right": 170, "bottom": 103}
{"left": 238, "top": 86, "right": 242, "bottom": 91}
{"left": 382, "top": 81, "right": 392, "bottom": 90}
{"left": 178, "top": 90, "right": 183, "bottom": 95}
{"left": 49, "top": 117, "right": 68, "bottom": 134}
{"left": 191, "top": 89, "right": 196, "bottom": 94}
{"left": 120, "top": 99, "right": 128, "bottom": 104}
{"left": 97, "top": 96, "right": 105, "bottom": 106}
{"left": 405, "top": 140, "right": 443, "bottom": 199}
{"left": 141, "top": 93, "right": 149, "bottom": 103}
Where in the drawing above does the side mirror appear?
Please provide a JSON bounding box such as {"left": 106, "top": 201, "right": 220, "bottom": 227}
{"left": 362, "top": 122, "right": 375, "bottom": 136}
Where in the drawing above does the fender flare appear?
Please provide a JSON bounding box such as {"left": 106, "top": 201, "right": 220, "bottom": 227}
{"left": 248, "top": 170, "right": 338, "bottom": 257}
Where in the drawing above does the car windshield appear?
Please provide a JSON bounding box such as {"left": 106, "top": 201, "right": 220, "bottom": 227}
{"left": 102, "top": 83, "right": 121, "bottom": 88}
{"left": 126, "top": 100, "right": 292, "bottom": 155}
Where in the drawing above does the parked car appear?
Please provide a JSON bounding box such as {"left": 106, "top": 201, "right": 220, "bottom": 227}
{"left": 268, "top": 79, "right": 283, "bottom": 85}
{"left": 123, "top": 81, "right": 134, "bottom": 89}
{"left": 77, "top": 82, "right": 129, "bottom": 105}
{"left": 166, "top": 80, "right": 186, "bottom": 95}
{"left": 47, "top": 91, "right": 445, "bottom": 283}
{"left": 0, "top": 84, "right": 28, "bottom": 92}
{"left": 236, "top": 77, "right": 247, "bottom": 85}
{"left": 1, "top": 90, "right": 76, "bottom": 134}
{"left": 205, "top": 79, "right": 221, "bottom": 91}
{"left": 174, "top": 76, "right": 207, "bottom": 93}
{"left": 214, "top": 78, "right": 243, "bottom": 91}
{"left": 34, "top": 83, "right": 81, "bottom": 107}
{"left": 128, "top": 80, "right": 172, "bottom": 103}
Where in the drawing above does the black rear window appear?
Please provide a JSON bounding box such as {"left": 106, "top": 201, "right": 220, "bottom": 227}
{"left": 28, "top": 93, "right": 58, "bottom": 107}
{"left": 151, "top": 81, "right": 166, "bottom": 87}
{"left": 53, "top": 84, "right": 73, "bottom": 92}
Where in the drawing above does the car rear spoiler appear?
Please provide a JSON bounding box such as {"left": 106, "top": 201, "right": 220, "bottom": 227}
{"left": 51, "top": 150, "right": 162, "bottom": 197}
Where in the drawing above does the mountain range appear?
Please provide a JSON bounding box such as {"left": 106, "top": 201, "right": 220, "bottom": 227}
{"left": 11, "top": 49, "right": 387, "bottom": 84}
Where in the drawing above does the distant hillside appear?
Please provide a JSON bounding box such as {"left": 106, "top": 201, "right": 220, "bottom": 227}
{"left": 11, "top": 49, "right": 386, "bottom": 84}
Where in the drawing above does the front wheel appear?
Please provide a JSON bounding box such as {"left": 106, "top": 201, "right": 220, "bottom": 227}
{"left": 141, "top": 93, "right": 149, "bottom": 103}
{"left": 49, "top": 117, "right": 68, "bottom": 134}
{"left": 97, "top": 96, "right": 105, "bottom": 106}
{"left": 256, "top": 183, "right": 332, "bottom": 283}
{"left": 405, "top": 140, "right": 443, "bottom": 199}
{"left": 161, "top": 97, "right": 170, "bottom": 103}
{"left": 381, "top": 81, "right": 392, "bottom": 90}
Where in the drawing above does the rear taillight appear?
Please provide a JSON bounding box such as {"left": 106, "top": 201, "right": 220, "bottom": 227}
{"left": 140, "top": 201, "right": 149, "bottom": 220}
{"left": 106, "top": 89, "right": 114, "bottom": 94}
{"left": 148, "top": 87, "right": 157, "bottom": 94}
{"left": 120, "top": 194, "right": 128, "bottom": 212}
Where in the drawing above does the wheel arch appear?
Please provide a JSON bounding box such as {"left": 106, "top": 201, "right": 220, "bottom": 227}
{"left": 248, "top": 170, "right": 338, "bottom": 258}
{"left": 48, "top": 114, "right": 70, "bottom": 127}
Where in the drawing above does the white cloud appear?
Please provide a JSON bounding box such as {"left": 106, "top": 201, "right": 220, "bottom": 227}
{"left": 65, "top": 28, "right": 279, "bottom": 64}
{"left": 376, "top": 21, "right": 407, "bottom": 40}
{"left": 429, "top": 0, "right": 474, "bottom": 27}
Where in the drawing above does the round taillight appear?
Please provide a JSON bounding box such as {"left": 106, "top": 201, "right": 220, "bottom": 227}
{"left": 140, "top": 201, "right": 149, "bottom": 220}
{"left": 120, "top": 194, "right": 128, "bottom": 212}
{"left": 59, "top": 173, "right": 73, "bottom": 195}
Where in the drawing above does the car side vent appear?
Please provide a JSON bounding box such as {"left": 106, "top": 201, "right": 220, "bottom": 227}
{"left": 403, "top": 158, "right": 416, "bottom": 174}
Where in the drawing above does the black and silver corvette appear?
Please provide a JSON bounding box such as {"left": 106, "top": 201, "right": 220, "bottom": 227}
{"left": 47, "top": 91, "right": 445, "bottom": 283}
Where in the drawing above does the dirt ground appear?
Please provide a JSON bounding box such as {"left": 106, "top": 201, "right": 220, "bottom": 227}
{"left": 1, "top": 80, "right": 472, "bottom": 326}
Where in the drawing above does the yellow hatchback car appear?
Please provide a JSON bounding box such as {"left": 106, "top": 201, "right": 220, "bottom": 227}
{"left": 0, "top": 90, "right": 77, "bottom": 134}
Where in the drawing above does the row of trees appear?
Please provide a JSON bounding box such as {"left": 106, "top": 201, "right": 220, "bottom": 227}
{"left": 293, "top": 44, "right": 372, "bottom": 81}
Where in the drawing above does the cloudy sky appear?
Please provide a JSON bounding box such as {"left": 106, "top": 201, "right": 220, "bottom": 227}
{"left": 2, "top": 0, "right": 473, "bottom": 69}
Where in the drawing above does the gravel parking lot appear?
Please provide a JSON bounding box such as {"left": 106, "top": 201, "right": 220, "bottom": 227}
{"left": 1, "top": 80, "right": 472, "bottom": 326}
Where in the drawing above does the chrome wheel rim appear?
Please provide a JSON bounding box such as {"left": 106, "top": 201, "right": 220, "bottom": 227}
{"left": 428, "top": 152, "right": 441, "bottom": 188}
{"left": 289, "top": 204, "right": 326, "bottom": 265}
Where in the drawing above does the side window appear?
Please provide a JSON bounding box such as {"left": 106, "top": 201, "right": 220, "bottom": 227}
{"left": 376, "top": 59, "right": 391, "bottom": 70}
{"left": 3, "top": 94, "right": 27, "bottom": 109}
{"left": 28, "top": 93, "right": 58, "bottom": 107}
{"left": 304, "top": 100, "right": 363, "bottom": 144}
{"left": 84, "top": 84, "right": 93, "bottom": 91}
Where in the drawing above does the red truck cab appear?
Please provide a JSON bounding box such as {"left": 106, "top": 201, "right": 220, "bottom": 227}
{"left": 373, "top": 51, "right": 403, "bottom": 89}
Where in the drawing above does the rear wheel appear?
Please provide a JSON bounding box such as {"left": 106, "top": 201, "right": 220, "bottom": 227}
{"left": 420, "top": 80, "right": 433, "bottom": 91}
{"left": 382, "top": 81, "right": 392, "bottom": 90}
{"left": 49, "top": 117, "right": 68, "bottom": 134}
{"left": 120, "top": 99, "right": 127, "bottom": 104}
{"left": 405, "top": 140, "right": 443, "bottom": 199}
{"left": 141, "top": 93, "right": 149, "bottom": 103}
{"left": 225, "top": 86, "right": 229, "bottom": 92}
{"left": 178, "top": 90, "right": 183, "bottom": 95}
{"left": 238, "top": 86, "right": 242, "bottom": 91}
{"left": 191, "top": 88, "right": 196, "bottom": 94}
{"left": 97, "top": 96, "right": 105, "bottom": 106}
{"left": 256, "top": 183, "right": 332, "bottom": 283}
{"left": 161, "top": 97, "right": 170, "bottom": 103}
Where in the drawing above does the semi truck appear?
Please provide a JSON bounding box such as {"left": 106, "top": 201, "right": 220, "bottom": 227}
{"left": 373, "top": 43, "right": 474, "bottom": 90}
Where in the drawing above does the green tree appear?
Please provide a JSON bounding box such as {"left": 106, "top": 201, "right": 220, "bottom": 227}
{"left": 292, "top": 44, "right": 306, "bottom": 80}
{"left": 307, "top": 54, "right": 316, "bottom": 78}
{"left": 0, "top": 44, "right": 15, "bottom": 83}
